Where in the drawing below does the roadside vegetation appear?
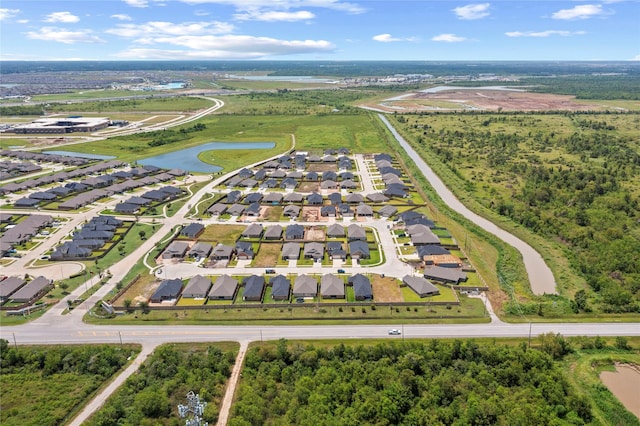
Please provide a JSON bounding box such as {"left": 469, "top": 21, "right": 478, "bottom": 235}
{"left": 87, "top": 342, "right": 238, "bottom": 426}
{"left": 229, "top": 336, "right": 640, "bottom": 425}
{"left": 0, "top": 341, "right": 139, "bottom": 426}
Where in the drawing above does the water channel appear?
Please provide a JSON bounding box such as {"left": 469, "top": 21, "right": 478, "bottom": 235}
{"left": 600, "top": 364, "right": 640, "bottom": 419}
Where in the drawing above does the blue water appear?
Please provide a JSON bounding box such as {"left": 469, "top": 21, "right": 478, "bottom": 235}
{"left": 154, "top": 82, "right": 186, "bottom": 90}
{"left": 43, "top": 150, "right": 115, "bottom": 160}
{"left": 228, "top": 75, "right": 336, "bottom": 83}
{"left": 138, "top": 141, "right": 275, "bottom": 173}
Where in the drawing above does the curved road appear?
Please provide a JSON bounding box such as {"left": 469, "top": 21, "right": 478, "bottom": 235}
{"left": 377, "top": 114, "right": 557, "bottom": 295}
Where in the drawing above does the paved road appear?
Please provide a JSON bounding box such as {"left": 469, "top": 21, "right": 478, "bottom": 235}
{"left": 378, "top": 114, "right": 557, "bottom": 295}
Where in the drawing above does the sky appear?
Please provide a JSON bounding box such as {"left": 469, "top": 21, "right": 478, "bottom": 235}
{"left": 0, "top": 0, "right": 638, "bottom": 61}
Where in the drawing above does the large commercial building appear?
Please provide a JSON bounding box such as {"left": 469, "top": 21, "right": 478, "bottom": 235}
{"left": 11, "top": 117, "right": 110, "bottom": 134}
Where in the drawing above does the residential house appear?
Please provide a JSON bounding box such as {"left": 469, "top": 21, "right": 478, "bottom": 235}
{"left": 242, "top": 223, "right": 264, "bottom": 239}
{"left": 293, "top": 274, "right": 317, "bottom": 298}
{"left": 181, "top": 223, "right": 205, "bottom": 239}
{"left": 0, "top": 277, "right": 26, "bottom": 303}
{"left": 260, "top": 178, "right": 279, "bottom": 189}
{"left": 285, "top": 224, "right": 304, "bottom": 240}
{"left": 114, "top": 203, "right": 139, "bottom": 214}
{"left": 244, "top": 192, "right": 263, "bottom": 204}
{"left": 207, "top": 203, "right": 228, "bottom": 216}
{"left": 283, "top": 192, "right": 303, "bottom": 203}
{"left": 235, "top": 241, "right": 255, "bottom": 260}
{"left": 226, "top": 190, "right": 242, "bottom": 204}
{"left": 209, "top": 275, "right": 238, "bottom": 300}
{"left": 327, "top": 241, "right": 347, "bottom": 260}
{"left": 306, "top": 171, "right": 319, "bottom": 181}
{"left": 349, "top": 240, "right": 370, "bottom": 260}
{"left": 211, "top": 244, "right": 235, "bottom": 261}
{"left": 322, "top": 171, "right": 337, "bottom": 181}
{"left": 321, "top": 274, "right": 345, "bottom": 299}
{"left": 227, "top": 203, "right": 245, "bottom": 216}
{"left": 283, "top": 205, "right": 301, "bottom": 218}
{"left": 188, "top": 242, "right": 213, "bottom": 259}
{"left": 407, "top": 224, "right": 440, "bottom": 245}
{"left": 270, "top": 275, "right": 291, "bottom": 300}
{"left": 9, "top": 276, "right": 53, "bottom": 304}
{"left": 378, "top": 205, "right": 398, "bottom": 218}
{"left": 244, "top": 202, "right": 262, "bottom": 217}
{"left": 349, "top": 274, "right": 373, "bottom": 300}
{"left": 264, "top": 225, "right": 283, "bottom": 240}
{"left": 242, "top": 275, "right": 265, "bottom": 301}
{"left": 281, "top": 242, "right": 301, "bottom": 260}
{"left": 320, "top": 180, "right": 338, "bottom": 190}
{"left": 182, "top": 275, "right": 212, "bottom": 299}
{"left": 327, "top": 192, "right": 342, "bottom": 205}
{"left": 161, "top": 241, "right": 189, "bottom": 260}
{"left": 326, "top": 223, "right": 345, "bottom": 238}
{"left": 345, "top": 193, "right": 364, "bottom": 204}
{"left": 356, "top": 203, "right": 374, "bottom": 217}
{"left": 423, "top": 266, "right": 468, "bottom": 284}
{"left": 306, "top": 192, "right": 323, "bottom": 205}
{"left": 347, "top": 224, "right": 367, "bottom": 241}
{"left": 403, "top": 275, "right": 440, "bottom": 297}
{"left": 263, "top": 192, "right": 283, "bottom": 204}
{"left": 149, "top": 278, "right": 183, "bottom": 303}
{"left": 304, "top": 242, "right": 324, "bottom": 260}
{"left": 280, "top": 177, "right": 298, "bottom": 190}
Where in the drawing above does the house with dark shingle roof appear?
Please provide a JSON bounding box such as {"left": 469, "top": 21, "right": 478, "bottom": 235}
{"left": 181, "top": 223, "right": 205, "bottom": 239}
{"left": 306, "top": 192, "right": 323, "bottom": 205}
{"left": 264, "top": 225, "right": 283, "bottom": 240}
{"left": 285, "top": 224, "right": 304, "bottom": 240}
{"left": 304, "top": 242, "right": 324, "bottom": 260}
{"left": 283, "top": 205, "right": 300, "bottom": 218}
{"left": 161, "top": 241, "right": 189, "bottom": 259}
{"left": 226, "top": 190, "right": 242, "bottom": 204}
{"left": 270, "top": 275, "right": 291, "bottom": 300}
{"left": 349, "top": 240, "right": 370, "bottom": 260}
{"left": 423, "top": 266, "right": 468, "bottom": 284}
{"left": 235, "top": 241, "right": 255, "bottom": 260}
{"left": 211, "top": 244, "right": 235, "bottom": 260}
{"left": 347, "top": 224, "right": 367, "bottom": 241}
{"left": 150, "top": 278, "right": 183, "bottom": 303}
{"left": 349, "top": 274, "right": 373, "bottom": 300}
{"left": 242, "top": 275, "right": 265, "bottom": 301}
{"left": 188, "top": 242, "right": 213, "bottom": 259}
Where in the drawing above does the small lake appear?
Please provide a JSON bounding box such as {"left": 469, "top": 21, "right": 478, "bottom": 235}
{"left": 43, "top": 150, "right": 116, "bottom": 160}
{"left": 227, "top": 75, "right": 337, "bottom": 83}
{"left": 600, "top": 364, "right": 640, "bottom": 419}
{"left": 154, "top": 82, "right": 186, "bottom": 90}
{"left": 138, "top": 141, "right": 275, "bottom": 173}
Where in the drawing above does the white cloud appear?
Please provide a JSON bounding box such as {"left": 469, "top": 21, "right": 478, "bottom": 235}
{"left": 123, "top": 0, "right": 150, "bottom": 7}
{"left": 632, "top": 54, "right": 640, "bottom": 61}
{"left": 432, "top": 33, "right": 467, "bottom": 42}
{"left": 0, "top": 8, "right": 20, "bottom": 21}
{"left": 453, "top": 3, "right": 490, "bottom": 20}
{"left": 107, "top": 20, "right": 234, "bottom": 38}
{"left": 552, "top": 4, "right": 608, "bottom": 20}
{"left": 234, "top": 10, "right": 315, "bottom": 21}
{"left": 372, "top": 33, "right": 417, "bottom": 43}
{"left": 26, "top": 27, "right": 105, "bottom": 44}
{"left": 114, "top": 34, "right": 334, "bottom": 59}
{"left": 505, "top": 30, "right": 586, "bottom": 37}
{"left": 111, "top": 14, "right": 133, "bottom": 21}
{"left": 44, "top": 11, "right": 80, "bottom": 23}
{"left": 180, "top": 0, "right": 365, "bottom": 14}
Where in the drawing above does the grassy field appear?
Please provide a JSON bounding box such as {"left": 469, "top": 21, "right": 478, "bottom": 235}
{"left": 199, "top": 224, "right": 244, "bottom": 244}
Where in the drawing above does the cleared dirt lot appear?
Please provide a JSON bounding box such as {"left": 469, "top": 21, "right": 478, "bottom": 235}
{"left": 372, "top": 275, "right": 403, "bottom": 302}
{"left": 364, "top": 88, "right": 603, "bottom": 112}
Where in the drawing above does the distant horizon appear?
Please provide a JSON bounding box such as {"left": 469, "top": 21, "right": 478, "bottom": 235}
{"left": 1, "top": 1, "right": 638, "bottom": 61}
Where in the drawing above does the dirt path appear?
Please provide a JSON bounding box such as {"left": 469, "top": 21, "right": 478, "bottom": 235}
{"left": 68, "top": 343, "right": 157, "bottom": 426}
{"left": 216, "top": 340, "right": 249, "bottom": 426}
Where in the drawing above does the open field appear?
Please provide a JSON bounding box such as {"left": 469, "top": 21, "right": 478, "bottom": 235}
{"left": 199, "top": 224, "right": 244, "bottom": 244}
{"left": 363, "top": 87, "right": 640, "bottom": 112}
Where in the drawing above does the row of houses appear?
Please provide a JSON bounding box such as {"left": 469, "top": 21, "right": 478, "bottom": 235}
{"left": 149, "top": 272, "right": 373, "bottom": 303}
{"left": 0, "top": 276, "right": 53, "bottom": 304}
{"left": 0, "top": 149, "right": 94, "bottom": 167}
{"left": 0, "top": 160, "right": 42, "bottom": 181}
{"left": 0, "top": 214, "right": 53, "bottom": 256}
{"left": 239, "top": 223, "right": 368, "bottom": 241}
{"left": 373, "top": 153, "right": 411, "bottom": 199}
{"left": 50, "top": 216, "right": 124, "bottom": 260}
{"left": 113, "top": 185, "right": 186, "bottom": 214}
{"left": 1, "top": 159, "right": 124, "bottom": 195}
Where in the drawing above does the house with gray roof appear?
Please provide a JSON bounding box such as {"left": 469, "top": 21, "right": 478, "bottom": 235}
{"left": 209, "top": 275, "right": 238, "bottom": 300}
{"left": 378, "top": 205, "right": 398, "bottom": 218}
{"left": 263, "top": 192, "right": 283, "bottom": 204}
{"left": 293, "top": 274, "right": 317, "bottom": 298}
{"left": 283, "top": 205, "right": 301, "bottom": 218}
{"left": 283, "top": 192, "right": 304, "bottom": 203}
{"left": 161, "top": 241, "right": 189, "bottom": 260}
{"left": 264, "top": 225, "right": 283, "bottom": 240}
{"left": 321, "top": 205, "right": 336, "bottom": 217}
{"left": 260, "top": 178, "right": 278, "bottom": 189}
{"left": 270, "top": 275, "right": 290, "bottom": 300}
{"left": 345, "top": 193, "right": 364, "bottom": 204}
{"left": 320, "top": 180, "right": 338, "bottom": 190}
{"left": 244, "top": 192, "right": 263, "bottom": 204}
{"left": 306, "top": 192, "right": 323, "bottom": 205}
{"left": 181, "top": 223, "right": 205, "bottom": 239}
{"left": 150, "top": 278, "right": 183, "bottom": 303}
{"left": 227, "top": 203, "right": 245, "bottom": 216}
{"left": 357, "top": 203, "right": 374, "bottom": 217}
{"left": 281, "top": 242, "right": 301, "bottom": 260}
{"left": 347, "top": 224, "right": 367, "bottom": 241}
{"left": 226, "top": 190, "right": 242, "bottom": 204}
{"left": 327, "top": 241, "right": 347, "bottom": 260}
{"left": 51, "top": 242, "right": 92, "bottom": 260}
{"left": 349, "top": 274, "right": 373, "bottom": 300}
{"left": 304, "top": 242, "right": 324, "bottom": 260}
{"left": 235, "top": 241, "right": 255, "bottom": 260}
{"left": 188, "top": 242, "right": 213, "bottom": 259}
{"left": 242, "top": 223, "right": 264, "bottom": 239}
{"left": 0, "top": 277, "right": 26, "bottom": 303}
{"left": 9, "top": 276, "right": 52, "bottom": 304}
{"left": 211, "top": 244, "right": 235, "bottom": 260}
{"left": 245, "top": 202, "right": 262, "bottom": 217}
{"left": 423, "top": 266, "right": 468, "bottom": 284}
{"left": 207, "top": 203, "right": 228, "bottom": 216}
{"left": 349, "top": 240, "right": 370, "bottom": 260}
{"left": 285, "top": 224, "right": 304, "bottom": 240}
{"left": 242, "top": 275, "right": 265, "bottom": 301}
{"left": 321, "top": 274, "right": 345, "bottom": 299}
{"left": 407, "top": 224, "right": 440, "bottom": 245}
{"left": 327, "top": 192, "right": 342, "bottom": 205}
{"left": 326, "top": 223, "right": 345, "bottom": 238}
{"left": 403, "top": 275, "right": 440, "bottom": 297}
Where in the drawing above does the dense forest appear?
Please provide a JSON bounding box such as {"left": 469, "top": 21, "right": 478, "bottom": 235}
{"left": 397, "top": 112, "right": 640, "bottom": 314}
{"left": 88, "top": 343, "right": 236, "bottom": 426}
{"left": 229, "top": 338, "right": 592, "bottom": 425}
{"left": 0, "top": 341, "right": 134, "bottom": 426}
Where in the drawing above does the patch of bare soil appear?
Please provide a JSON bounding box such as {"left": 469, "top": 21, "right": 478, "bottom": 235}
{"left": 305, "top": 226, "right": 326, "bottom": 241}
{"left": 307, "top": 163, "right": 337, "bottom": 173}
{"left": 372, "top": 275, "right": 403, "bottom": 302}
{"left": 365, "top": 89, "right": 602, "bottom": 112}
{"left": 301, "top": 206, "right": 320, "bottom": 222}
